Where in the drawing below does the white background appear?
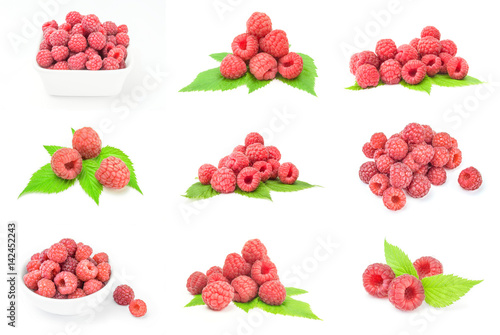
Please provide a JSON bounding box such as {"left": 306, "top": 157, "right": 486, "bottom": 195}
{"left": 1, "top": 0, "right": 499, "bottom": 334}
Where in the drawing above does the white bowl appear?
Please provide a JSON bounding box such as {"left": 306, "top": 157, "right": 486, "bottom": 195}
{"left": 21, "top": 261, "right": 113, "bottom": 316}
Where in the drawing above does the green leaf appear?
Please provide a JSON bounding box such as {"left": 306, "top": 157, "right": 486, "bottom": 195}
{"left": 180, "top": 68, "right": 249, "bottom": 92}
{"left": 71, "top": 128, "right": 75, "bottom": 135}
{"left": 276, "top": 53, "right": 318, "bottom": 96}
{"left": 345, "top": 81, "right": 385, "bottom": 90}
{"left": 430, "top": 74, "right": 483, "bottom": 88}
{"left": 286, "top": 287, "right": 308, "bottom": 296}
{"left": 97, "top": 146, "right": 142, "bottom": 194}
{"left": 264, "top": 180, "right": 317, "bottom": 193}
{"left": 185, "top": 295, "right": 204, "bottom": 307}
{"left": 400, "top": 76, "right": 433, "bottom": 94}
{"left": 19, "top": 164, "right": 76, "bottom": 198}
{"left": 44, "top": 145, "right": 63, "bottom": 156}
{"left": 78, "top": 159, "right": 102, "bottom": 205}
{"left": 234, "top": 183, "right": 272, "bottom": 201}
{"left": 422, "top": 274, "right": 482, "bottom": 308}
{"left": 183, "top": 182, "right": 220, "bottom": 200}
{"left": 209, "top": 52, "right": 229, "bottom": 62}
{"left": 234, "top": 297, "right": 321, "bottom": 320}
{"left": 384, "top": 240, "right": 419, "bottom": 278}
{"left": 246, "top": 73, "right": 272, "bottom": 93}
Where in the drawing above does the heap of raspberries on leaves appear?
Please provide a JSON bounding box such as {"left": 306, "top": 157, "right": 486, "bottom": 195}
{"left": 359, "top": 122, "right": 482, "bottom": 211}
{"left": 363, "top": 256, "right": 444, "bottom": 311}
{"left": 220, "top": 12, "right": 303, "bottom": 81}
{"left": 350, "top": 26, "right": 469, "bottom": 88}
{"left": 198, "top": 132, "right": 299, "bottom": 194}
{"left": 186, "top": 239, "right": 287, "bottom": 311}
{"left": 36, "top": 11, "right": 129, "bottom": 70}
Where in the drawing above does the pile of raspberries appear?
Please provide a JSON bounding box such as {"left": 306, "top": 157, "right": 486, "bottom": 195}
{"left": 198, "top": 132, "right": 299, "bottom": 194}
{"left": 51, "top": 127, "right": 130, "bottom": 189}
{"left": 113, "top": 284, "right": 147, "bottom": 317}
{"left": 186, "top": 239, "right": 286, "bottom": 311}
{"left": 220, "top": 12, "right": 303, "bottom": 81}
{"left": 363, "top": 256, "right": 443, "bottom": 311}
{"left": 350, "top": 26, "right": 468, "bottom": 88}
{"left": 35, "top": 11, "right": 129, "bottom": 70}
{"left": 359, "top": 122, "right": 482, "bottom": 211}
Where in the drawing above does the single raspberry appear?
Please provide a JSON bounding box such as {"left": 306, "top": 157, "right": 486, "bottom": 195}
{"left": 349, "top": 51, "right": 380, "bottom": 75}
{"left": 447, "top": 57, "right": 469, "bottom": 80}
{"left": 114, "top": 285, "right": 135, "bottom": 305}
{"left": 60, "top": 257, "right": 78, "bottom": 273}
{"left": 107, "top": 47, "right": 125, "bottom": 63}
{"left": 450, "top": 137, "right": 458, "bottom": 148}
{"left": 115, "top": 32, "right": 129, "bottom": 47}
{"left": 223, "top": 253, "right": 251, "bottom": 281}
{"left": 413, "top": 256, "right": 443, "bottom": 279}
{"left": 54, "top": 271, "right": 78, "bottom": 295}
{"left": 440, "top": 40, "right": 457, "bottom": 56}
{"left": 47, "top": 243, "right": 68, "bottom": 263}
{"left": 70, "top": 23, "right": 84, "bottom": 36}
{"left": 221, "top": 152, "right": 250, "bottom": 175}
{"left": 445, "top": 147, "right": 462, "bottom": 169}
{"left": 369, "top": 133, "right": 387, "bottom": 150}
{"left": 96, "top": 262, "right": 111, "bottom": 282}
{"left": 249, "top": 53, "right": 278, "bottom": 80}
{"left": 117, "top": 24, "right": 128, "bottom": 34}
{"left": 388, "top": 274, "right": 425, "bottom": 311}
{"left": 54, "top": 292, "right": 67, "bottom": 299}
{"left": 51, "top": 148, "right": 82, "bottom": 180}
{"left": 427, "top": 167, "right": 447, "bottom": 186}
{"left": 389, "top": 163, "right": 413, "bottom": 189}
{"left": 421, "top": 26, "right": 441, "bottom": 40}
{"left": 246, "top": 12, "right": 272, "bottom": 39}
{"left": 202, "top": 282, "right": 234, "bottom": 311}
{"left": 253, "top": 161, "right": 272, "bottom": 182}
{"left": 278, "top": 52, "right": 303, "bottom": 79}
{"left": 43, "top": 26, "right": 56, "bottom": 40}
{"left": 401, "top": 60, "right": 426, "bottom": 85}
{"left": 259, "top": 30, "right": 289, "bottom": 58}
{"left": 251, "top": 259, "right": 279, "bottom": 285}
{"left": 186, "top": 271, "right": 208, "bottom": 295}
{"left": 211, "top": 167, "right": 237, "bottom": 193}
{"left": 417, "top": 164, "right": 430, "bottom": 176}
{"left": 432, "top": 132, "right": 452, "bottom": 149}
{"left": 81, "top": 14, "right": 100, "bottom": 33}
{"left": 360, "top": 161, "right": 379, "bottom": 183}
{"left": 231, "top": 33, "right": 259, "bottom": 61}
{"left": 27, "top": 259, "right": 41, "bottom": 272}
{"left": 373, "top": 149, "right": 385, "bottom": 159}
{"left": 36, "top": 50, "right": 54, "bottom": 68}
{"left": 355, "top": 64, "right": 379, "bottom": 89}
{"left": 458, "top": 167, "right": 482, "bottom": 191}
{"left": 68, "top": 288, "right": 86, "bottom": 299}
{"left": 198, "top": 164, "right": 217, "bottom": 185}
{"left": 402, "top": 123, "right": 425, "bottom": 144}
{"left": 68, "top": 34, "right": 87, "bottom": 52}
{"left": 409, "top": 38, "right": 420, "bottom": 55}
{"left": 208, "top": 273, "right": 229, "bottom": 284}
{"left": 102, "top": 21, "right": 118, "bottom": 35}
{"left": 265, "top": 146, "right": 281, "bottom": 161}
{"left": 233, "top": 145, "right": 246, "bottom": 154}
{"left": 39, "top": 39, "right": 51, "bottom": 51}
{"left": 75, "top": 243, "right": 93, "bottom": 262}
{"left": 92, "top": 252, "right": 108, "bottom": 265}
{"left": 36, "top": 278, "right": 56, "bottom": 298}
{"left": 87, "top": 31, "right": 106, "bottom": 50}
{"left": 418, "top": 36, "right": 441, "bottom": 56}
{"left": 421, "top": 54, "right": 441, "bottom": 77}
{"left": 242, "top": 239, "right": 268, "bottom": 264}
{"left": 438, "top": 52, "right": 452, "bottom": 74}
{"left": 101, "top": 41, "right": 116, "bottom": 58}
{"left": 85, "top": 48, "right": 98, "bottom": 57}
{"left": 129, "top": 299, "right": 147, "bottom": 317}
{"left": 66, "top": 11, "right": 82, "bottom": 25}
{"left": 232, "top": 276, "right": 258, "bottom": 303}
{"left": 379, "top": 59, "right": 401, "bottom": 85}
{"left": 72, "top": 127, "right": 102, "bottom": 159}
{"left": 430, "top": 147, "right": 450, "bottom": 167}
{"left": 83, "top": 279, "right": 104, "bottom": 295}
{"left": 107, "top": 35, "right": 117, "bottom": 45}
{"left": 86, "top": 55, "right": 102, "bottom": 70}
{"left": 422, "top": 125, "right": 435, "bottom": 143}
{"left": 68, "top": 52, "right": 87, "bottom": 70}
{"left": 51, "top": 46, "right": 69, "bottom": 62}
{"left": 385, "top": 137, "right": 408, "bottom": 161}
{"left": 362, "top": 142, "right": 376, "bottom": 159}
{"left": 268, "top": 159, "right": 280, "bottom": 180}
{"left": 76, "top": 259, "right": 98, "bottom": 281}
{"left": 49, "top": 29, "right": 69, "bottom": 47}
{"left": 407, "top": 174, "right": 431, "bottom": 198}
{"left": 40, "top": 249, "right": 49, "bottom": 262}
{"left": 31, "top": 253, "right": 42, "bottom": 261}
{"left": 375, "top": 39, "right": 397, "bottom": 62}
{"left": 24, "top": 270, "right": 42, "bottom": 290}
{"left": 278, "top": 162, "right": 299, "bottom": 184}
{"left": 383, "top": 187, "right": 406, "bottom": 211}
{"left": 395, "top": 44, "right": 418, "bottom": 65}
{"left": 95, "top": 157, "right": 131, "bottom": 189}
{"left": 402, "top": 154, "right": 421, "bottom": 172}
{"left": 245, "top": 143, "right": 269, "bottom": 164}
{"left": 220, "top": 54, "right": 247, "bottom": 79}
{"left": 206, "top": 266, "right": 223, "bottom": 277}
{"left": 237, "top": 167, "right": 261, "bottom": 192}
{"left": 58, "top": 22, "right": 71, "bottom": 32}
{"left": 258, "top": 280, "right": 286, "bottom": 306}
{"left": 102, "top": 57, "right": 120, "bottom": 70}
{"left": 362, "top": 263, "right": 395, "bottom": 298}
{"left": 245, "top": 132, "right": 264, "bottom": 147}
{"left": 369, "top": 174, "right": 390, "bottom": 196}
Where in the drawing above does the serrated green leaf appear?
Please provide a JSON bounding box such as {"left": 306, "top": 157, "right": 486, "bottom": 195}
{"left": 180, "top": 68, "right": 249, "bottom": 92}
{"left": 286, "top": 287, "right": 308, "bottom": 296}
{"left": 44, "top": 145, "right": 63, "bottom": 156}
{"left": 430, "top": 74, "right": 483, "bottom": 88}
{"left": 384, "top": 240, "right": 419, "bottom": 278}
{"left": 276, "top": 53, "right": 318, "bottom": 96}
{"left": 422, "top": 274, "right": 482, "bottom": 308}
{"left": 264, "top": 180, "right": 317, "bottom": 193}
{"left": 78, "top": 159, "right": 102, "bottom": 205}
{"left": 400, "top": 76, "right": 432, "bottom": 94}
{"left": 246, "top": 73, "right": 272, "bottom": 93}
{"left": 184, "top": 295, "right": 204, "bottom": 307}
{"left": 234, "top": 183, "right": 272, "bottom": 201}
{"left": 209, "top": 52, "right": 229, "bottom": 62}
{"left": 235, "top": 297, "right": 321, "bottom": 320}
{"left": 184, "top": 182, "right": 220, "bottom": 200}
{"left": 19, "top": 164, "right": 75, "bottom": 198}
{"left": 97, "top": 146, "right": 142, "bottom": 194}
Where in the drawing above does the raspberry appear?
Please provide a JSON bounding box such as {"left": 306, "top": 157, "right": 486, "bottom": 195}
{"left": 268, "top": 159, "right": 280, "bottom": 180}
{"left": 68, "top": 288, "right": 86, "bottom": 299}
{"left": 388, "top": 274, "right": 425, "bottom": 311}
{"left": 47, "top": 243, "right": 68, "bottom": 263}
{"left": 223, "top": 253, "right": 251, "bottom": 281}
{"left": 242, "top": 239, "right": 268, "bottom": 264}
{"left": 49, "top": 29, "right": 69, "bottom": 47}
{"left": 237, "top": 167, "right": 261, "bottom": 192}
{"left": 445, "top": 147, "right": 462, "bottom": 169}
{"left": 40, "top": 250, "right": 49, "bottom": 262}
{"left": 278, "top": 162, "right": 299, "bottom": 184}
{"left": 95, "top": 157, "right": 131, "bottom": 189}
{"left": 385, "top": 137, "right": 408, "bottom": 161}
{"left": 430, "top": 147, "right": 450, "bottom": 167}
{"left": 186, "top": 271, "right": 208, "bottom": 295}
{"left": 244, "top": 132, "right": 264, "bottom": 147}
{"left": 220, "top": 54, "right": 247, "bottom": 79}
{"left": 75, "top": 243, "right": 93, "bottom": 262}
{"left": 39, "top": 39, "right": 51, "bottom": 51}
{"left": 369, "top": 174, "right": 390, "bottom": 196}
{"left": 198, "top": 164, "right": 217, "bottom": 185}
{"left": 245, "top": 143, "right": 269, "bottom": 164}
{"left": 417, "top": 164, "right": 430, "bottom": 176}
{"left": 278, "top": 52, "right": 303, "bottom": 79}
{"left": 418, "top": 36, "right": 441, "bottom": 56}
{"left": 68, "top": 34, "right": 87, "bottom": 52}
{"left": 129, "top": 299, "right": 147, "bottom": 317}
{"left": 410, "top": 37, "right": 421, "bottom": 53}
{"left": 117, "top": 24, "right": 128, "bottom": 34}
{"left": 362, "top": 142, "right": 376, "bottom": 159}
{"left": 421, "top": 54, "right": 441, "bottom": 77}
{"left": 70, "top": 24, "right": 85, "bottom": 36}
{"left": 116, "top": 32, "right": 130, "bottom": 47}
{"left": 232, "top": 276, "right": 258, "bottom": 303}
{"left": 253, "top": 161, "right": 272, "bottom": 182}
{"left": 413, "top": 256, "right": 443, "bottom": 279}
{"left": 379, "top": 59, "right": 401, "bottom": 85}
{"left": 249, "top": 53, "right": 278, "bottom": 80}
{"left": 206, "top": 266, "right": 223, "bottom": 277}
{"left": 375, "top": 39, "right": 397, "bottom": 62}
{"left": 383, "top": 187, "right": 406, "bottom": 211}
{"left": 43, "top": 27, "right": 56, "bottom": 40}
{"left": 458, "top": 167, "right": 482, "bottom": 191}
{"left": 93, "top": 252, "right": 109, "bottom": 264}
{"left": 231, "top": 33, "right": 259, "bottom": 61}
{"left": 447, "top": 57, "right": 469, "bottom": 80}
{"left": 85, "top": 48, "right": 98, "bottom": 57}
{"left": 258, "top": 280, "right": 286, "bottom": 306}
{"left": 259, "top": 30, "right": 289, "bottom": 58}
{"left": 51, "top": 148, "right": 82, "bottom": 180}
{"left": 82, "top": 14, "right": 100, "bottom": 33}
{"left": 359, "top": 161, "right": 379, "bottom": 183}
{"left": 402, "top": 154, "right": 420, "bottom": 172}
{"left": 407, "top": 174, "right": 431, "bottom": 198}
{"left": 349, "top": 51, "right": 380, "bottom": 74}
{"left": 202, "top": 282, "right": 234, "bottom": 311}
{"left": 438, "top": 52, "right": 452, "bottom": 74}
{"left": 51, "top": 46, "right": 69, "bottom": 62}
{"left": 86, "top": 55, "right": 102, "bottom": 70}
{"left": 101, "top": 42, "right": 116, "bottom": 58}
{"left": 88, "top": 258, "right": 98, "bottom": 266}
{"left": 72, "top": 127, "right": 102, "bottom": 159}
{"left": 36, "top": 50, "right": 54, "bottom": 68}
{"left": 362, "top": 263, "right": 395, "bottom": 298}
{"left": 54, "top": 292, "right": 67, "bottom": 299}
{"left": 251, "top": 259, "right": 279, "bottom": 285}
{"left": 440, "top": 40, "right": 457, "bottom": 56}
{"left": 96, "top": 262, "right": 111, "bottom": 282}
{"left": 401, "top": 60, "right": 426, "bottom": 85}
{"left": 87, "top": 31, "right": 106, "bottom": 50}
{"left": 402, "top": 123, "right": 424, "bottom": 144}
{"left": 116, "top": 44, "right": 128, "bottom": 59}
{"left": 450, "top": 137, "right": 458, "bottom": 148}
{"left": 68, "top": 52, "right": 87, "bottom": 70}
{"left": 265, "top": 146, "right": 281, "bottom": 161}
{"left": 102, "top": 21, "right": 118, "bottom": 35}
{"left": 102, "top": 57, "right": 120, "bottom": 70}
{"left": 76, "top": 259, "right": 98, "bottom": 281}
{"left": 107, "top": 47, "right": 125, "bottom": 62}
{"left": 246, "top": 12, "right": 272, "bottom": 39}
{"left": 208, "top": 273, "right": 229, "bottom": 284}
{"left": 36, "top": 278, "right": 56, "bottom": 298}
{"left": 27, "top": 259, "right": 41, "bottom": 272}
{"left": 54, "top": 271, "right": 78, "bottom": 295}
{"left": 395, "top": 44, "right": 418, "bottom": 65}
{"left": 83, "top": 279, "right": 103, "bottom": 295}
{"left": 432, "top": 132, "right": 452, "bottom": 149}
{"left": 107, "top": 35, "right": 117, "bottom": 45}
{"left": 24, "top": 270, "right": 42, "bottom": 290}
{"left": 211, "top": 167, "right": 236, "bottom": 193}
{"left": 421, "top": 26, "right": 440, "bottom": 40}
{"left": 427, "top": 167, "right": 447, "bottom": 186}
{"left": 389, "top": 163, "right": 413, "bottom": 188}
{"left": 233, "top": 145, "right": 246, "bottom": 154}
{"left": 60, "top": 257, "right": 78, "bottom": 273}
{"left": 221, "top": 152, "right": 250, "bottom": 175}
{"left": 355, "top": 64, "right": 379, "bottom": 89}
{"left": 422, "top": 125, "right": 435, "bottom": 143}
{"left": 114, "top": 285, "right": 135, "bottom": 305}
{"left": 66, "top": 11, "right": 82, "bottom": 26}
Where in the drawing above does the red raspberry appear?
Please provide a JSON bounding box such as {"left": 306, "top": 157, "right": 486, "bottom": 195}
{"left": 36, "top": 278, "right": 56, "bottom": 298}
{"left": 258, "top": 280, "right": 286, "bottom": 306}
{"left": 72, "top": 127, "right": 102, "bottom": 159}
{"left": 349, "top": 51, "right": 380, "bottom": 75}
{"left": 76, "top": 260, "right": 98, "bottom": 281}
{"left": 54, "top": 271, "right": 78, "bottom": 295}
{"left": 36, "top": 50, "right": 54, "bottom": 68}
{"left": 421, "top": 54, "right": 442, "bottom": 77}
{"left": 116, "top": 32, "right": 129, "bottom": 47}
{"left": 86, "top": 55, "right": 102, "bottom": 70}
{"left": 223, "top": 253, "right": 251, "bottom": 281}
{"left": 249, "top": 53, "right": 277, "bottom": 80}
{"left": 385, "top": 137, "right": 408, "bottom": 161}
{"left": 211, "top": 167, "right": 236, "bottom": 193}
{"left": 234, "top": 145, "right": 246, "bottom": 154}
{"left": 427, "top": 167, "right": 447, "bottom": 186}
{"left": 267, "top": 159, "right": 280, "bottom": 180}
{"left": 402, "top": 154, "right": 420, "bottom": 173}
{"left": 362, "top": 263, "right": 395, "bottom": 298}
{"left": 220, "top": 54, "right": 247, "bottom": 79}
{"left": 116, "top": 44, "right": 127, "bottom": 59}
{"left": 458, "top": 167, "right": 482, "bottom": 191}
{"left": 417, "top": 164, "right": 430, "bottom": 176}
{"left": 198, "top": 164, "right": 217, "bottom": 185}
{"left": 47, "top": 243, "right": 68, "bottom": 263}
{"left": 96, "top": 262, "right": 111, "bottom": 282}
{"left": 231, "top": 33, "right": 259, "bottom": 61}
{"left": 40, "top": 250, "right": 49, "bottom": 262}
{"left": 83, "top": 279, "right": 104, "bottom": 295}
{"left": 102, "top": 21, "right": 118, "bottom": 35}
{"left": 186, "top": 271, "right": 208, "bottom": 295}
{"left": 24, "top": 270, "right": 42, "bottom": 290}
{"left": 107, "top": 47, "right": 125, "bottom": 63}
{"left": 407, "top": 174, "right": 431, "bottom": 198}
{"left": 87, "top": 258, "right": 98, "bottom": 266}
{"left": 208, "top": 273, "right": 229, "bottom": 284}
{"left": 107, "top": 35, "right": 117, "bottom": 45}
{"left": 68, "top": 52, "right": 87, "bottom": 70}
{"left": 383, "top": 187, "right": 406, "bottom": 211}
{"left": 245, "top": 143, "right": 269, "bottom": 164}
{"left": 389, "top": 163, "right": 413, "bottom": 188}
{"left": 245, "top": 132, "right": 264, "bottom": 147}
{"left": 206, "top": 266, "right": 223, "bottom": 277}
{"left": 375, "top": 39, "right": 397, "bottom": 63}
{"left": 51, "top": 46, "right": 69, "bottom": 62}
{"left": 253, "top": 161, "right": 272, "bottom": 182}
{"left": 362, "top": 142, "right": 376, "bottom": 159}
{"left": 117, "top": 24, "right": 128, "bottom": 34}
{"left": 447, "top": 57, "right": 469, "bottom": 80}
{"left": 81, "top": 14, "right": 100, "bottom": 33}
{"left": 129, "top": 299, "right": 147, "bottom": 317}
{"left": 379, "top": 59, "right": 401, "bottom": 85}
{"left": 101, "top": 41, "right": 116, "bottom": 58}
{"left": 114, "top": 285, "right": 135, "bottom": 305}
{"left": 413, "top": 256, "right": 443, "bottom": 279}
{"left": 360, "top": 161, "right": 379, "bottom": 183}
{"left": 373, "top": 149, "right": 385, "bottom": 159}
{"left": 60, "top": 257, "right": 78, "bottom": 273}
{"left": 58, "top": 24, "right": 72, "bottom": 33}
{"left": 93, "top": 252, "right": 108, "bottom": 264}
{"left": 402, "top": 123, "right": 425, "bottom": 144}
{"left": 242, "top": 239, "right": 268, "bottom": 264}
{"left": 43, "top": 27, "right": 56, "bottom": 41}
{"left": 66, "top": 11, "right": 82, "bottom": 25}
{"left": 27, "top": 259, "right": 41, "bottom": 272}
{"left": 251, "top": 259, "right": 279, "bottom": 285}
{"left": 370, "top": 133, "right": 387, "bottom": 150}
{"left": 221, "top": 152, "right": 250, "bottom": 175}
{"left": 231, "top": 276, "right": 258, "bottom": 303}
{"left": 430, "top": 147, "right": 450, "bottom": 167}
{"left": 445, "top": 147, "right": 462, "bottom": 169}
{"left": 202, "top": 282, "right": 234, "bottom": 311}
{"left": 432, "top": 132, "right": 452, "bottom": 149}
{"left": 422, "top": 125, "right": 434, "bottom": 143}
{"left": 102, "top": 57, "right": 120, "bottom": 70}
{"left": 39, "top": 39, "right": 51, "bottom": 51}
{"left": 440, "top": 40, "right": 457, "bottom": 56}
{"left": 451, "top": 137, "right": 458, "bottom": 148}
{"left": 278, "top": 52, "right": 303, "bottom": 79}
{"left": 68, "top": 288, "right": 86, "bottom": 299}
{"left": 85, "top": 48, "right": 98, "bottom": 57}
{"left": 278, "top": 162, "right": 299, "bottom": 184}
{"left": 246, "top": 12, "right": 272, "bottom": 39}
{"left": 237, "top": 167, "right": 261, "bottom": 192}
{"left": 54, "top": 292, "right": 67, "bottom": 299}
{"left": 421, "top": 26, "right": 440, "bottom": 40}
{"left": 70, "top": 23, "right": 84, "bottom": 36}
{"left": 401, "top": 60, "right": 426, "bottom": 85}
{"left": 87, "top": 31, "right": 106, "bottom": 50}
{"left": 259, "top": 29, "right": 289, "bottom": 58}
{"left": 438, "top": 52, "right": 452, "bottom": 74}
{"left": 68, "top": 34, "right": 87, "bottom": 52}
{"left": 355, "top": 64, "right": 379, "bottom": 89}
{"left": 369, "top": 174, "right": 390, "bottom": 196}
{"left": 49, "top": 29, "right": 69, "bottom": 47}
{"left": 395, "top": 44, "right": 418, "bottom": 65}
{"left": 95, "top": 157, "right": 131, "bottom": 189}
{"left": 388, "top": 274, "right": 425, "bottom": 311}
{"left": 51, "top": 148, "right": 82, "bottom": 180}
{"left": 418, "top": 36, "right": 441, "bottom": 56}
{"left": 75, "top": 243, "right": 93, "bottom": 262}
{"left": 265, "top": 146, "right": 281, "bottom": 161}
